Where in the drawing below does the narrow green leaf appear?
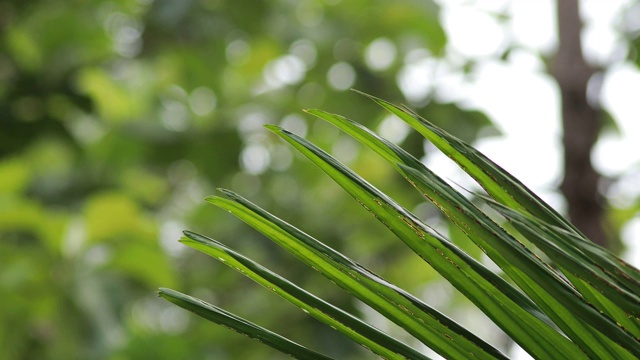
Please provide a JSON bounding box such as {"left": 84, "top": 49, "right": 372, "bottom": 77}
{"left": 303, "top": 109, "right": 587, "bottom": 360}
{"left": 569, "top": 276, "right": 640, "bottom": 339}
{"left": 157, "top": 288, "right": 334, "bottom": 360}
{"left": 354, "top": 90, "right": 574, "bottom": 233}
{"left": 208, "top": 189, "right": 507, "bottom": 360}
{"left": 358, "top": 91, "right": 640, "bottom": 290}
{"left": 482, "top": 200, "right": 640, "bottom": 338}
{"left": 347, "top": 91, "right": 639, "bottom": 356}
{"left": 179, "top": 230, "right": 432, "bottom": 360}
{"left": 266, "top": 125, "right": 587, "bottom": 360}
{"left": 400, "top": 165, "right": 639, "bottom": 359}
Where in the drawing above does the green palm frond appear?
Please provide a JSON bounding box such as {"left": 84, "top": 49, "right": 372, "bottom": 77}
{"left": 160, "top": 93, "right": 640, "bottom": 359}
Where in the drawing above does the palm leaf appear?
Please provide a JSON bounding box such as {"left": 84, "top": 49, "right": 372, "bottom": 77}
{"left": 176, "top": 230, "right": 431, "bottom": 360}
{"left": 358, "top": 92, "right": 640, "bottom": 289}
{"left": 207, "top": 189, "right": 506, "bottom": 360}
{"left": 160, "top": 93, "right": 640, "bottom": 359}
{"left": 400, "top": 165, "right": 638, "bottom": 359}
{"left": 157, "top": 288, "right": 333, "bottom": 360}
{"left": 267, "top": 123, "right": 584, "bottom": 360}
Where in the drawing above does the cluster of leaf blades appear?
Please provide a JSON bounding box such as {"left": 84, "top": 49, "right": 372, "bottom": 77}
{"left": 159, "top": 93, "right": 640, "bottom": 359}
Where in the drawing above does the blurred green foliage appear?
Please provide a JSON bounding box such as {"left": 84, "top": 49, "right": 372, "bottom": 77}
{"left": 0, "top": 0, "right": 563, "bottom": 359}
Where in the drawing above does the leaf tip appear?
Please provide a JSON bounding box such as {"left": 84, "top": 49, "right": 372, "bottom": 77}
{"left": 263, "top": 124, "right": 281, "bottom": 132}
{"left": 217, "top": 188, "right": 240, "bottom": 200}
{"left": 157, "top": 287, "right": 170, "bottom": 298}
{"left": 182, "top": 229, "right": 197, "bottom": 238}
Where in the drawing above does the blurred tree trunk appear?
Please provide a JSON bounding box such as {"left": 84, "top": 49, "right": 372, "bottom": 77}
{"left": 552, "top": 0, "right": 608, "bottom": 248}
